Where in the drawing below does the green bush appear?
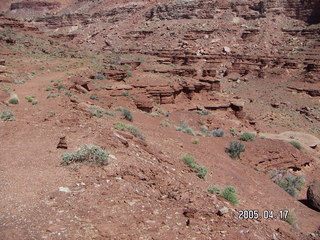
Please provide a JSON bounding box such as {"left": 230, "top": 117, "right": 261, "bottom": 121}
{"left": 192, "top": 139, "right": 199, "bottom": 144}
{"left": 89, "top": 106, "right": 104, "bottom": 118}
{"left": 211, "top": 129, "right": 224, "bottom": 137}
{"left": 0, "top": 110, "right": 15, "bottom": 121}
{"left": 196, "top": 109, "right": 210, "bottom": 115}
{"left": 240, "top": 132, "right": 255, "bottom": 141}
{"left": 229, "top": 128, "right": 237, "bottom": 136}
{"left": 220, "top": 186, "right": 239, "bottom": 205}
{"left": 208, "top": 186, "right": 221, "bottom": 194}
{"left": 289, "top": 141, "right": 302, "bottom": 150}
{"left": 25, "top": 96, "right": 34, "bottom": 102}
{"left": 225, "top": 141, "right": 245, "bottom": 159}
{"left": 176, "top": 122, "right": 195, "bottom": 135}
{"left": 273, "top": 174, "right": 305, "bottom": 197}
{"left": 122, "top": 109, "right": 133, "bottom": 121}
{"left": 114, "top": 122, "right": 145, "bottom": 140}
{"left": 182, "top": 154, "right": 207, "bottom": 179}
{"left": 61, "top": 145, "right": 109, "bottom": 166}
{"left": 8, "top": 96, "right": 19, "bottom": 104}
{"left": 208, "top": 185, "right": 239, "bottom": 205}
{"left": 281, "top": 211, "right": 296, "bottom": 226}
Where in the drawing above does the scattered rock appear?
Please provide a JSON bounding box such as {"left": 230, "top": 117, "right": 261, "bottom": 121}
{"left": 57, "top": 136, "right": 68, "bottom": 149}
{"left": 223, "top": 46, "right": 231, "bottom": 53}
{"left": 114, "top": 132, "right": 129, "bottom": 147}
{"left": 59, "top": 187, "right": 71, "bottom": 193}
{"left": 307, "top": 179, "right": 320, "bottom": 211}
{"left": 217, "top": 207, "right": 229, "bottom": 216}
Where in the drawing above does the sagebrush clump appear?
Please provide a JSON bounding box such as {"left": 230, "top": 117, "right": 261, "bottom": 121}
{"left": 115, "top": 122, "right": 145, "bottom": 140}
{"left": 240, "top": 132, "right": 255, "bottom": 141}
{"left": 208, "top": 185, "right": 239, "bottom": 205}
{"left": 225, "top": 141, "right": 245, "bottom": 159}
{"left": 211, "top": 129, "right": 224, "bottom": 137}
{"left": 61, "top": 145, "right": 109, "bottom": 166}
{"left": 271, "top": 171, "right": 305, "bottom": 197}
{"left": 182, "top": 154, "right": 207, "bottom": 179}
{"left": 289, "top": 140, "right": 302, "bottom": 150}
{"left": 0, "top": 110, "right": 15, "bottom": 121}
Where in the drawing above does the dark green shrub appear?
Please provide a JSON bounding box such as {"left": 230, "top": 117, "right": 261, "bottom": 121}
{"left": 229, "top": 127, "right": 237, "bottom": 136}
{"left": 114, "top": 122, "right": 145, "bottom": 140}
{"left": 220, "top": 186, "right": 239, "bottom": 205}
{"left": 182, "top": 154, "right": 207, "bottom": 179}
{"left": 289, "top": 141, "right": 302, "bottom": 150}
{"left": 61, "top": 145, "right": 109, "bottom": 166}
{"left": 225, "top": 141, "right": 245, "bottom": 159}
{"left": 0, "top": 110, "right": 15, "bottom": 121}
{"left": 240, "top": 132, "right": 255, "bottom": 141}
{"left": 207, "top": 186, "right": 221, "bottom": 194}
{"left": 8, "top": 96, "right": 19, "bottom": 104}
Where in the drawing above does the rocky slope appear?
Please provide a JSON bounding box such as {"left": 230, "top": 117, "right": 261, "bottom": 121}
{"left": 0, "top": 0, "right": 319, "bottom": 239}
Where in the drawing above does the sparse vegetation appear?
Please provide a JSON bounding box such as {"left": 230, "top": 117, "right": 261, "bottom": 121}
{"left": 196, "top": 109, "right": 210, "bottom": 115}
{"left": 225, "top": 141, "right": 245, "bottom": 159}
{"left": 211, "top": 129, "right": 224, "bottom": 137}
{"left": 289, "top": 141, "right": 302, "bottom": 150}
{"left": 240, "top": 132, "right": 256, "bottom": 141}
{"left": 94, "top": 73, "right": 105, "bottom": 80}
{"left": 220, "top": 186, "right": 239, "bottom": 205}
{"left": 208, "top": 185, "right": 239, "bottom": 205}
{"left": 61, "top": 145, "right": 109, "bottom": 166}
{"left": 114, "top": 122, "right": 145, "bottom": 140}
{"left": 121, "top": 91, "right": 129, "bottom": 96}
{"left": 122, "top": 109, "right": 133, "bottom": 121}
{"left": 105, "top": 111, "right": 116, "bottom": 116}
{"left": 192, "top": 138, "right": 199, "bottom": 144}
{"left": 0, "top": 110, "right": 16, "bottom": 121}
{"left": 90, "top": 95, "right": 99, "bottom": 100}
{"left": 182, "top": 154, "right": 207, "bottom": 179}
{"left": 271, "top": 172, "right": 305, "bottom": 197}
{"left": 176, "top": 122, "right": 196, "bottom": 135}
{"left": 281, "top": 211, "right": 296, "bottom": 226}
{"left": 8, "top": 94, "right": 19, "bottom": 104}
{"left": 229, "top": 127, "right": 237, "bottom": 136}
{"left": 89, "top": 106, "right": 105, "bottom": 118}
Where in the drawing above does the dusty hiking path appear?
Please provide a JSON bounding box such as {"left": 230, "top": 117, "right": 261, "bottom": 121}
{"left": 0, "top": 60, "right": 320, "bottom": 239}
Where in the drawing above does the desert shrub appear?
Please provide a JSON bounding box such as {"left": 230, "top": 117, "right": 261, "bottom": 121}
{"left": 31, "top": 100, "right": 38, "bottom": 105}
{"left": 289, "top": 141, "right": 302, "bottom": 150}
{"left": 25, "top": 96, "right": 34, "bottom": 102}
{"left": 121, "top": 91, "right": 129, "bottom": 96}
{"left": 196, "top": 109, "right": 210, "bottom": 115}
{"left": 182, "top": 154, "right": 207, "bottom": 179}
{"left": 61, "top": 145, "right": 109, "bottom": 166}
{"left": 198, "top": 121, "right": 205, "bottom": 125}
{"left": 0, "top": 110, "right": 15, "bottom": 121}
{"left": 196, "top": 166, "right": 208, "bottom": 179}
{"left": 225, "top": 141, "right": 245, "bottom": 159}
{"left": 122, "top": 109, "right": 133, "bottom": 121}
{"left": 176, "top": 122, "right": 195, "bottom": 135}
{"left": 211, "top": 129, "right": 224, "bottom": 137}
{"left": 114, "top": 122, "right": 145, "bottom": 140}
{"left": 89, "top": 106, "right": 104, "bottom": 118}
{"left": 208, "top": 185, "right": 239, "bottom": 205}
{"left": 281, "top": 211, "right": 296, "bottom": 226}
{"left": 95, "top": 73, "right": 105, "bottom": 80}
{"left": 220, "top": 186, "right": 239, "bottom": 205}
{"left": 105, "top": 111, "right": 116, "bottom": 116}
{"left": 126, "top": 72, "right": 133, "bottom": 78}
{"left": 208, "top": 186, "right": 221, "bottom": 194}
{"left": 240, "top": 132, "right": 256, "bottom": 141}
{"left": 192, "top": 138, "right": 199, "bottom": 144}
{"left": 229, "top": 127, "right": 237, "bottom": 136}
{"left": 8, "top": 95, "right": 19, "bottom": 104}
{"left": 90, "top": 95, "right": 99, "bottom": 100}
{"left": 272, "top": 173, "right": 305, "bottom": 197}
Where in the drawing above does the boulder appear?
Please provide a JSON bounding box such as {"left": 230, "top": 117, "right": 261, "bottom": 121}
{"left": 307, "top": 180, "right": 320, "bottom": 211}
